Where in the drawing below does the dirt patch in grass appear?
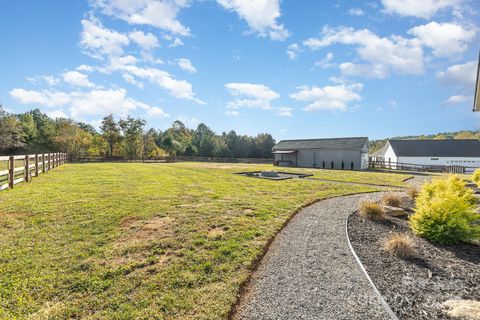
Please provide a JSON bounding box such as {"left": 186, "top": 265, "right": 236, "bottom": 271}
{"left": 208, "top": 225, "right": 228, "bottom": 238}
{"left": 121, "top": 216, "right": 175, "bottom": 241}
{"left": 348, "top": 212, "right": 480, "bottom": 319}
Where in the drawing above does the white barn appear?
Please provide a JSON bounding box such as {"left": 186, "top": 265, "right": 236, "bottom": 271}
{"left": 372, "top": 139, "right": 480, "bottom": 170}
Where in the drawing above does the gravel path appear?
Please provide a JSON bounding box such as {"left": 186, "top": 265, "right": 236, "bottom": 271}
{"left": 233, "top": 193, "right": 392, "bottom": 320}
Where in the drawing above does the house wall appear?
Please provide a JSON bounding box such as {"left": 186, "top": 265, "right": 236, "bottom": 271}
{"left": 381, "top": 144, "right": 398, "bottom": 163}
{"left": 397, "top": 156, "right": 480, "bottom": 168}
{"left": 276, "top": 149, "right": 366, "bottom": 170}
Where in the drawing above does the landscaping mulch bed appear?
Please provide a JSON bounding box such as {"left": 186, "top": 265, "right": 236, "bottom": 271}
{"left": 348, "top": 210, "right": 480, "bottom": 319}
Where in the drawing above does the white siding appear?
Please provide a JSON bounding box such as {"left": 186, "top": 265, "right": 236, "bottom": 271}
{"left": 397, "top": 156, "right": 480, "bottom": 167}
{"left": 377, "top": 143, "right": 397, "bottom": 164}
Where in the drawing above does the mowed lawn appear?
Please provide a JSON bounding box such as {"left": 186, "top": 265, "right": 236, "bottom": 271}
{"left": 0, "top": 163, "right": 410, "bottom": 319}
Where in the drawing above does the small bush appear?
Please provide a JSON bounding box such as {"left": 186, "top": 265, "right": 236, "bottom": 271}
{"left": 473, "top": 169, "right": 480, "bottom": 187}
{"left": 359, "top": 200, "right": 385, "bottom": 221}
{"left": 384, "top": 233, "right": 416, "bottom": 258}
{"left": 381, "top": 192, "right": 402, "bottom": 207}
{"left": 410, "top": 175, "right": 480, "bottom": 244}
{"left": 406, "top": 186, "right": 419, "bottom": 200}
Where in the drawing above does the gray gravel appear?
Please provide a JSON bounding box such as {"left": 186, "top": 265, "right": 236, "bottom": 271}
{"left": 233, "top": 193, "right": 392, "bottom": 320}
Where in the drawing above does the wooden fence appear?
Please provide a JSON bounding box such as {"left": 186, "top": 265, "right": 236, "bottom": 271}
{"left": 71, "top": 155, "right": 273, "bottom": 164}
{"left": 0, "top": 153, "right": 67, "bottom": 191}
{"left": 369, "top": 160, "right": 477, "bottom": 174}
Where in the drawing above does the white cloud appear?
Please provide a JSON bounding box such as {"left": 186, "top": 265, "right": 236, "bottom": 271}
{"left": 80, "top": 19, "right": 130, "bottom": 59}
{"left": 46, "top": 110, "right": 68, "bottom": 119}
{"left": 217, "top": 0, "right": 290, "bottom": 40}
{"left": 348, "top": 8, "right": 364, "bottom": 16}
{"left": 315, "top": 52, "right": 335, "bottom": 68}
{"left": 408, "top": 22, "right": 475, "bottom": 58}
{"left": 68, "top": 89, "right": 139, "bottom": 118}
{"left": 43, "top": 76, "right": 61, "bottom": 86}
{"left": 304, "top": 26, "right": 424, "bottom": 78}
{"left": 166, "top": 35, "right": 184, "bottom": 47}
{"left": 287, "top": 43, "right": 300, "bottom": 60}
{"left": 226, "top": 82, "right": 279, "bottom": 100}
{"left": 176, "top": 116, "right": 200, "bottom": 127}
{"left": 147, "top": 106, "right": 170, "bottom": 117}
{"left": 126, "top": 66, "right": 203, "bottom": 103}
{"left": 176, "top": 58, "right": 197, "bottom": 73}
{"left": 27, "top": 75, "right": 60, "bottom": 86}
{"left": 381, "top": 0, "right": 460, "bottom": 18}
{"left": 103, "top": 56, "right": 203, "bottom": 103}
{"left": 10, "top": 89, "right": 71, "bottom": 107}
{"left": 302, "top": 23, "right": 475, "bottom": 79}
{"left": 225, "top": 110, "right": 240, "bottom": 116}
{"left": 290, "top": 83, "right": 363, "bottom": 112}
{"left": 225, "top": 82, "right": 280, "bottom": 113}
{"left": 442, "top": 94, "right": 470, "bottom": 105}
{"left": 128, "top": 30, "right": 159, "bottom": 50}
{"left": 63, "top": 71, "right": 95, "bottom": 87}
{"left": 10, "top": 87, "right": 164, "bottom": 119}
{"left": 436, "top": 60, "right": 477, "bottom": 88}
{"left": 339, "top": 62, "right": 390, "bottom": 78}
{"left": 76, "top": 64, "right": 94, "bottom": 72}
{"left": 92, "top": 0, "right": 190, "bottom": 36}
{"left": 122, "top": 73, "right": 144, "bottom": 88}
{"left": 276, "top": 107, "right": 292, "bottom": 117}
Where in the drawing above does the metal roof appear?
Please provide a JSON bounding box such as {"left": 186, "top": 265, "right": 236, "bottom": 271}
{"left": 389, "top": 139, "right": 480, "bottom": 157}
{"left": 273, "top": 137, "right": 368, "bottom": 151}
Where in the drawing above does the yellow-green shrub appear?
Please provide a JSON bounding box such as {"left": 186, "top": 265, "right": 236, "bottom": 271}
{"left": 410, "top": 175, "right": 480, "bottom": 244}
{"left": 473, "top": 169, "right": 480, "bottom": 187}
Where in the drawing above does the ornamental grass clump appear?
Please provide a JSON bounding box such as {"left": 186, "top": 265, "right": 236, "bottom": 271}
{"left": 384, "top": 232, "right": 416, "bottom": 258}
{"left": 381, "top": 192, "right": 402, "bottom": 207}
{"left": 359, "top": 200, "right": 385, "bottom": 221}
{"left": 410, "top": 175, "right": 480, "bottom": 244}
{"left": 406, "top": 186, "right": 419, "bottom": 200}
{"left": 473, "top": 168, "right": 480, "bottom": 187}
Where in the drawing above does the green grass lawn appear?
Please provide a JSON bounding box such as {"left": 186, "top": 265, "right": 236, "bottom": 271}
{"left": 0, "top": 163, "right": 410, "bottom": 319}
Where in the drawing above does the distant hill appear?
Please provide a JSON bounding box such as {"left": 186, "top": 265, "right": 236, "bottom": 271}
{"left": 369, "top": 130, "right": 480, "bottom": 153}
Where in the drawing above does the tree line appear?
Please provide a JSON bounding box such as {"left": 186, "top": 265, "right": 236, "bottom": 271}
{"left": 0, "top": 107, "right": 276, "bottom": 159}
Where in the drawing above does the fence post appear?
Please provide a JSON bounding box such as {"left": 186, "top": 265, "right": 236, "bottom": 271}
{"left": 35, "top": 154, "right": 39, "bottom": 177}
{"left": 25, "top": 155, "right": 29, "bottom": 182}
{"left": 8, "top": 156, "right": 14, "bottom": 189}
{"left": 48, "top": 153, "right": 51, "bottom": 171}
{"left": 42, "top": 154, "right": 46, "bottom": 173}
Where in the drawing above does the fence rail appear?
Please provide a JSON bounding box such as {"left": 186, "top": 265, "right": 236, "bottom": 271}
{"left": 71, "top": 155, "right": 273, "bottom": 164}
{"left": 369, "top": 160, "right": 477, "bottom": 174}
{"left": 0, "top": 153, "right": 67, "bottom": 191}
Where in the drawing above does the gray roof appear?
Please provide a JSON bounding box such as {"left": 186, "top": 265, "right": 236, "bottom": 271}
{"left": 273, "top": 137, "right": 368, "bottom": 151}
{"left": 389, "top": 139, "right": 480, "bottom": 157}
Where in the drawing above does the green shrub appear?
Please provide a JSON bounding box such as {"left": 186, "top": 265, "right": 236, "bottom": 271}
{"left": 410, "top": 175, "right": 480, "bottom": 244}
{"left": 473, "top": 169, "right": 480, "bottom": 187}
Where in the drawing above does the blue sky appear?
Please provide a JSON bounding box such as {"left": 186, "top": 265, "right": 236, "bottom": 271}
{"left": 0, "top": 0, "right": 479, "bottom": 140}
